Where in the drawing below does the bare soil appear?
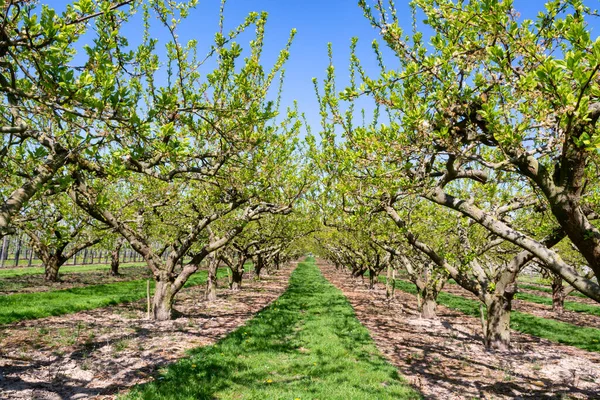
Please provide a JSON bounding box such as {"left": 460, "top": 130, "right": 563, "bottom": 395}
{"left": 0, "top": 265, "right": 150, "bottom": 295}
{"left": 320, "top": 262, "right": 600, "bottom": 400}
{"left": 0, "top": 265, "right": 294, "bottom": 399}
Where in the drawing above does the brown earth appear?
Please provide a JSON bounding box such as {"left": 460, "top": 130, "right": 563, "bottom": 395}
{"left": 0, "top": 265, "right": 295, "bottom": 399}
{"left": 320, "top": 262, "right": 600, "bottom": 400}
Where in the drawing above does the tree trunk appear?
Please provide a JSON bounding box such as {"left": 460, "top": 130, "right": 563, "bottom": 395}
{"left": 14, "top": 235, "right": 22, "bottom": 267}
{"left": 386, "top": 265, "right": 394, "bottom": 299}
{"left": 44, "top": 257, "right": 61, "bottom": 282}
{"left": 152, "top": 278, "right": 175, "bottom": 321}
{"left": 110, "top": 252, "right": 120, "bottom": 276}
{"left": 274, "top": 253, "right": 281, "bottom": 270}
{"left": 255, "top": 254, "right": 264, "bottom": 280}
{"left": 368, "top": 270, "right": 375, "bottom": 289}
{"left": 82, "top": 249, "right": 88, "bottom": 265}
{"left": 110, "top": 239, "right": 124, "bottom": 276}
{"left": 484, "top": 295, "right": 512, "bottom": 351}
{"left": 0, "top": 236, "right": 8, "bottom": 268}
{"left": 28, "top": 246, "right": 34, "bottom": 267}
{"left": 230, "top": 265, "right": 243, "bottom": 291}
{"left": 205, "top": 254, "right": 219, "bottom": 302}
{"left": 420, "top": 289, "right": 438, "bottom": 319}
{"left": 552, "top": 275, "right": 566, "bottom": 314}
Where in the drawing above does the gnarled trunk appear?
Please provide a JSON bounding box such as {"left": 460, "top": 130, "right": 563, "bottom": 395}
{"left": 385, "top": 265, "right": 395, "bottom": 299}
{"left": 274, "top": 253, "right": 281, "bottom": 270}
{"left": 44, "top": 257, "right": 61, "bottom": 282}
{"left": 484, "top": 294, "right": 512, "bottom": 351}
{"left": 413, "top": 281, "right": 439, "bottom": 319}
{"left": 421, "top": 289, "right": 438, "bottom": 319}
{"left": 552, "top": 275, "right": 566, "bottom": 314}
{"left": 205, "top": 254, "right": 219, "bottom": 302}
{"left": 255, "top": 254, "right": 264, "bottom": 280}
{"left": 230, "top": 266, "right": 243, "bottom": 290}
{"left": 153, "top": 276, "right": 175, "bottom": 321}
{"left": 110, "top": 239, "right": 124, "bottom": 276}
{"left": 368, "top": 269, "right": 376, "bottom": 289}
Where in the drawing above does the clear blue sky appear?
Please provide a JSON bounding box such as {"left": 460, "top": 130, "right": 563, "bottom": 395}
{"left": 47, "top": 0, "right": 599, "bottom": 135}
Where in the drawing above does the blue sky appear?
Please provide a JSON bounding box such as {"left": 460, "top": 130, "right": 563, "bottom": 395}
{"left": 46, "top": 0, "right": 599, "bottom": 136}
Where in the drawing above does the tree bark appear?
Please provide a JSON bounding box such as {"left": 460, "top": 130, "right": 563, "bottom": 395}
{"left": 421, "top": 294, "right": 438, "bottom": 319}
{"left": 552, "top": 275, "right": 566, "bottom": 314}
{"left": 0, "top": 236, "right": 8, "bottom": 268}
{"left": 484, "top": 294, "right": 512, "bottom": 351}
{"left": 153, "top": 276, "right": 175, "bottom": 321}
{"left": 274, "top": 253, "right": 281, "bottom": 270}
{"left": 255, "top": 254, "right": 264, "bottom": 280}
{"left": 27, "top": 246, "right": 34, "bottom": 266}
{"left": 230, "top": 263, "right": 244, "bottom": 291}
{"left": 44, "top": 257, "right": 62, "bottom": 282}
{"left": 110, "top": 238, "right": 124, "bottom": 276}
{"left": 205, "top": 253, "right": 219, "bottom": 302}
{"left": 385, "top": 265, "right": 395, "bottom": 299}
{"left": 14, "top": 235, "right": 22, "bottom": 267}
{"left": 368, "top": 269, "right": 375, "bottom": 289}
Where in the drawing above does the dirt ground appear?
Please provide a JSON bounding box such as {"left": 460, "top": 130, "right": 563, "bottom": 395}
{"left": 0, "top": 265, "right": 294, "bottom": 399}
{"left": 320, "top": 262, "right": 600, "bottom": 400}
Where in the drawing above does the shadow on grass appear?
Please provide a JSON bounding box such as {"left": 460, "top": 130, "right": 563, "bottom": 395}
{"left": 125, "top": 261, "right": 422, "bottom": 400}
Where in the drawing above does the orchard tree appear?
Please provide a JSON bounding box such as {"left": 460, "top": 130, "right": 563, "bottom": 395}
{"left": 0, "top": 0, "right": 139, "bottom": 237}
{"left": 67, "top": 1, "right": 310, "bottom": 320}
{"left": 317, "top": 0, "right": 600, "bottom": 302}
{"left": 17, "top": 193, "right": 105, "bottom": 281}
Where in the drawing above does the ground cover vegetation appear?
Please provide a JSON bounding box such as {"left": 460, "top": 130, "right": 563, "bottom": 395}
{"left": 1, "top": 0, "right": 600, "bottom": 398}
{"left": 0, "top": 268, "right": 230, "bottom": 325}
{"left": 125, "top": 259, "right": 421, "bottom": 400}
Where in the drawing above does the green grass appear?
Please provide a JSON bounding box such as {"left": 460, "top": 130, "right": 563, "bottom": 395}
{"left": 449, "top": 279, "right": 598, "bottom": 313}
{"left": 125, "top": 259, "right": 421, "bottom": 400}
{"left": 518, "top": 283, "right": 588, "bottom": 299}
{"left": 515, "top": 292, "right": 600, "bottom": 317}
{"left": 387, "top": 278, "right": 600, "bottom": 353}
{"left": 0, "top": 269, "right": 227, "bottom": 325}
{"left": 0, "top": 262, "right": 144, "bottom": 278}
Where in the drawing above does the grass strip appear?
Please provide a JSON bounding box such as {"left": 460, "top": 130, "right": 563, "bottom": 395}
{"left": 450, "top": 279, "right": 591, "bottom": 304}
{"left": 0, "top": 262, "right": 144, "bottom": 279}
{"left": 514, "top": 292, "right": 600, "bottom": 317}
{"left": 0, "top": 269, "right": 227, "bottom": 325}
{"left": 386, "top": 278, "right": 600, "bottom": 353}
{"left": 125, "top": 259, "right": 421, "bottom": 400}
{"left": 518, "top": 283, "right": 588, "bottom": 299}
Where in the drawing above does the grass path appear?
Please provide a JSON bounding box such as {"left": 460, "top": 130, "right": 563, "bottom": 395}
{"left": 387, "top": 278, "right": 600, "bottom": 352}
{"left": 518, "top": 282, "right": 589, "bottom": 299}
{"left": 125, "top": 259, "right": 421, "bottom": 400}
{"left": 447, "top": 279, "right": 600, "bottom": 316}
{"left": 514, "top": 291, "right": 600, "bottom": 317}
{"left": 0, "top": 262, "right": 144, "bottom": 278}
{"left": 0, "top": 269, "right": 227, "bottom": 325}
